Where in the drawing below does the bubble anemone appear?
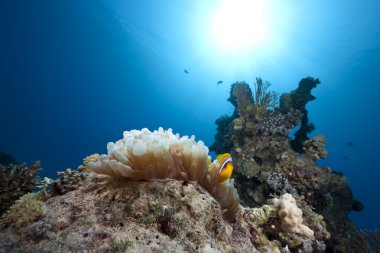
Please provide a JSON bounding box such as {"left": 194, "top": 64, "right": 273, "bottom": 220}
{"left": 87, "top": 128, "right": 240, "bottom": 220}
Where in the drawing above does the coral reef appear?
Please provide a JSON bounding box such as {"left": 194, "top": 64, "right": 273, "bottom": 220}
{"left": 246, "top": 194, "right": 329, "bottom": 252}
{"left": 0, "top": 161, "right": 41, "bottom": 215}
{"left": 87, "top": 128, "right": 240, "bottom": 220}
{"left": 0, "top": 76, "right": 373, "bottom": 252}
{"left": 358, "top": 229, "right": 380, "bottom": 252}
{"left": 1, "top": 192, "right": 46, "bottom": 229}
{"left": 1, "top": 176, "right": 246, "bottom": 252}
{"left": 211, "top": 77, "right": 365, "bottom": 251}
{"left": 51, "top": 166, "right": 88, "bottom": 195}
{"left": 0, "top": 125, "right": 339, "bottom": 252}
{"left": 279, "top": 77, "right": 320, "bottom": 153}
{"left": 272, "top": 193, "right": 314, "bottom": 237}
{"left": 303, "top": 134, "right": 328, "bottom": 160}
{"left": 252, "top": 77, "right": 279, "bottom": 119}
{"left": 329, "top": 225, "right": 378, "bottom": 252}
{"left": 0, "top": 173, "right": 332, "bottom": 253}
{"left": 210, "top": 115, "right": 236, "bottom": 154}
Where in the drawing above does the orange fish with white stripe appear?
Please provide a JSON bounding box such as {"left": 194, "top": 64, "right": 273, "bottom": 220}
{"left": 213, "top": 153, "right": 234, "bottom": 183}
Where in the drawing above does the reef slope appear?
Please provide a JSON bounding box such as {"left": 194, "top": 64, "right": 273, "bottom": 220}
{"left": 1, "top": 169, "right": 332, "bottom": 253}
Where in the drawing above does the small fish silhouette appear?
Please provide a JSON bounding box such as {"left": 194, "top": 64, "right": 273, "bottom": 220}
{"left": 217, "top": 80, "right": 223, "bottom": 85}
{"left": 343, "top": 156, "right": 349, "bottom": 160}
{"left": 346, "top": 141, "right": 354, "bottom": 147}
{"left": 184, "top": 69, "right": 189, "bottom": 74}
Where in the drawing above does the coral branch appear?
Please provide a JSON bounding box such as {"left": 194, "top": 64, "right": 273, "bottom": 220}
{"left": 253, "top": 78, "right": 279, "bottom": 118}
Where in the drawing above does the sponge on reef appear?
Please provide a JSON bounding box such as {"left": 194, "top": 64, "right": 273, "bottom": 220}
{"left": 1, "top": 192, "right": 46, "bottom": 229}
{"left": 272, "top": 193, "right": 314, "bottom": 238}
{"left": 87, "top": 127, "right": 240, "bottom": 219}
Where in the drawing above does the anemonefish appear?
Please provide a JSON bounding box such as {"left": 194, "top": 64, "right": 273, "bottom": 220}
{"left": 214, "top": 153, "right": 234, "bottom": 183}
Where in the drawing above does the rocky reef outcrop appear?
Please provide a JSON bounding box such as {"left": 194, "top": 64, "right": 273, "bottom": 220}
{"left": 0, "top": 77, "right": 377, "bottom": 252}
{"left": 211, "top": 77, "right": 367, "bottom": 252}
{"left": 0, "top": 127, "right": 335, "bottom": 253}
{"left": 0, "top": 167, "right": 332, "bottom": 252}
{"left": 279, "top": 77, "right": 320, "bottom": 153}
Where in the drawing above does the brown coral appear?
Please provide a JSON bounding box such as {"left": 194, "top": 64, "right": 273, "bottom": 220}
{"left": 252, "top": 78, "right": 279, "bottom": 119}
{"left": 303, "top": 134, "right": 328, "bottom": 160}
{"left": 0, "top": 161, "right": 41, "bottom": 215}
{"left": 51, "top": 166, "right": 88, "bottom": 195}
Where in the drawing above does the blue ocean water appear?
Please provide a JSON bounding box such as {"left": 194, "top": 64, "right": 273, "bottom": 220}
{"left": 0, "top": 0, "right": 379, "bottom": 229}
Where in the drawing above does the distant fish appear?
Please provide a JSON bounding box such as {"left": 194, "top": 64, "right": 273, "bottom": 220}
{"left": 343, "top": 156, "right": 349, "bottom": 160}
{"left": 184, "top": 69, "right": 189, "bottom": 74}
{"left": 214, "top": 153, "right": 233, "bottom": 183}
{"left": 217, "top": 80, "right": 223, "bottom": 85}
{"left": 346, "top": 141, "right": 354, "bottom": 147}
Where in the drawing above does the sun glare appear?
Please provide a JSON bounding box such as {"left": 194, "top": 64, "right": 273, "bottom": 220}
{"left": 211, "top": 0, "right": 271, "bottom": 52}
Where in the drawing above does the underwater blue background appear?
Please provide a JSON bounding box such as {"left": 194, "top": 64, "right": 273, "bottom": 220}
{"left": 1, "top": 0, "right": 379, "bottom": 229}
